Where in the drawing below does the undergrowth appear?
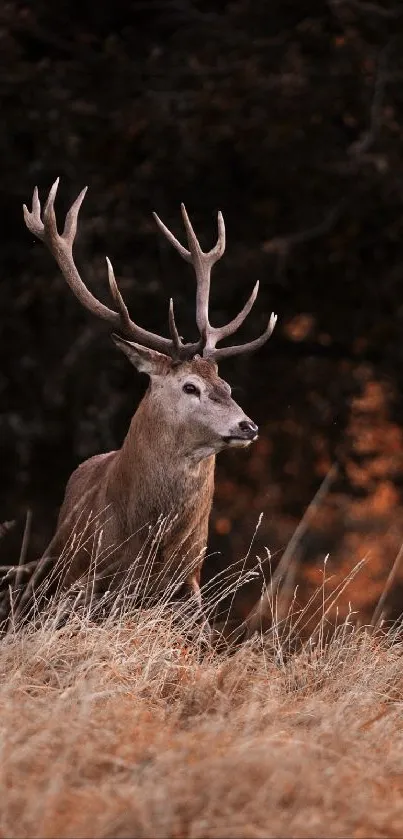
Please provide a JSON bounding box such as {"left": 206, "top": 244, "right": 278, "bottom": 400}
{"left": 0, "top": 568, "right": 403, "bottom": 838}
{"left": 1, "top": 498, "right": 403, "bottom": 838}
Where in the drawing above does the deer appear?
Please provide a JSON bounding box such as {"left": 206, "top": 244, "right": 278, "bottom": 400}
{"left": 2, "top": 179, "right": 277, "bottom": 631}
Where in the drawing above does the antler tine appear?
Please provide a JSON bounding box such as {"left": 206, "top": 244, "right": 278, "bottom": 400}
{"left": 204, "top": 280, "right": 260, "bottom": 350}
{"left": 23, "top": 185, "right": 45, "bottom": 240}
{"left": 152, "top": 211, "right": 192, "bottom": 262}
{"left": 43, "top": 177, "right": 61, "bottom": 237}
{"left": 106, "top": 257, "right": 134, "bottom": 335}
{"left": 208, "top": 312, "right": 278, "bottom": 361}
{"left": 62, "top": 186, "right": 88, "bottom": 245}
{"left": 179, "top": 203, "right": 199, "bottom": 254}
{"left": 23, "top": 180, "right": 195, "bottom": 358}
{"left": 180, "top": 204, "right": 226, "bottom": 262}
{"left": 168, "top": 298, "right": 183, "bottom": 357}
{"left": 180, "top": 204, "right": 226, "bottom": 339}
{"left": 153, "top": 204, "right": 226, "bottom": 347}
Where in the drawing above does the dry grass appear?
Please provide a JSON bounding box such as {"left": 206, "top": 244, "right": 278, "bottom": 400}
{"left": 0, "top": 583, "right": 403, "bottom": 839}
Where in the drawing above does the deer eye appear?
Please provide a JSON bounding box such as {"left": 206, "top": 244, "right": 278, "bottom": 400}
{"left": 183, "top": 382, "right": 200, "bottom": 396}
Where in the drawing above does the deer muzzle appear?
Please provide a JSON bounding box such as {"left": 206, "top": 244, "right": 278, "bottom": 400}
{"left": 223, "top": 418, "right": 258, "bottom": 447}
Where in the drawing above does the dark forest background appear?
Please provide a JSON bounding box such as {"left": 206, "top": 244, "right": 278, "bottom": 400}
{"left": 1, "top": 0, "right": 403, "bottom": 626}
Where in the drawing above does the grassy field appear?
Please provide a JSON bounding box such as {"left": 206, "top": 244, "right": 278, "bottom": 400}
{"left": 0, "top": 575, "right": 403, "bottom": 839}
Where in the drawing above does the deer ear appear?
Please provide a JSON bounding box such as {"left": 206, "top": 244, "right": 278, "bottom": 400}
{"left": 111, "top": 334, "right": 171, "bottom": 376}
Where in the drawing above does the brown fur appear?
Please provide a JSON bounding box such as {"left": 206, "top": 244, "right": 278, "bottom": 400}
{"left": 41, "top": 354, "right": 253, "bottom": 619}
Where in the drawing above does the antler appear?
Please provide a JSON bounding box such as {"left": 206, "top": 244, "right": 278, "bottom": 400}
{"left": 23, "top": 179, "right": 202, "bottom": 360}
{"left": 153, "top": 203, "right": 277, "bottom": 360}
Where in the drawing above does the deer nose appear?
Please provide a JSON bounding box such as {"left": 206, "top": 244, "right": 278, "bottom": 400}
{"left": 238, "top": 419, "right": 258, "bottom": 438}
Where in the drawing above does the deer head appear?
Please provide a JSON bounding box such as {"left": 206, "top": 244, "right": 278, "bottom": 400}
{"left": 111, "top": 339, "right": 260, "bottom": 461}
{"left": 23, "top": 181, "right": 277, "bottom": 460}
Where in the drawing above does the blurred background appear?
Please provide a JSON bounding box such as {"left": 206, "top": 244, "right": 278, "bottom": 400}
{"left": 1, "top": 0, "right": 403, "bottom": 629}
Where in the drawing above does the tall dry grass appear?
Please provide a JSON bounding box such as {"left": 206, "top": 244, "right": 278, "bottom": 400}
{"left": 1, "top": 555, "right": 403, "bottom": 839}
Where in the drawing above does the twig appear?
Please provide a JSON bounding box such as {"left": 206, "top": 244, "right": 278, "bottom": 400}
{"left": 0, "top": 520, "right": 16, "bottom": 540}
{"left": 276, "top": 547, "right": 301, "bottom": 623}
{"left": 263, "top": 203, "right": 345, "bottom": 255}
{"left": 262, "top": 202, "right": 345, "bottom": 284}
{"left": 348, "top": 40, "right": 394, "bottom": 158}
{"left": 329, "top": 0, "right": 402, "bottom": 19}
{"left": 15, "top": 510, "right": 33, "bottom": 591}
{"left": 371, "top": 541, "right": 403, "bottom": 629}
{"left": 243, "top": 464, "right": 338, "bottom": 639}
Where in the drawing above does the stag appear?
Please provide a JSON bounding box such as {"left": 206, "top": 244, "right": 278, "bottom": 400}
{"left": 7, "top": 180, "right": 277, "bottom": 626}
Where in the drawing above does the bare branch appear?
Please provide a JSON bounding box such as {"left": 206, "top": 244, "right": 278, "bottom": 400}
{"left": 329, "top": 0, "right": 401, "bottom": 19}
{"left": 348, "top": 41, "right": 394, "bottom": 158}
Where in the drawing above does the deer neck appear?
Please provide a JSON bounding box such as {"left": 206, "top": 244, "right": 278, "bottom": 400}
{"left": 112, "top": 390, "right": 215, "bottom": 524}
